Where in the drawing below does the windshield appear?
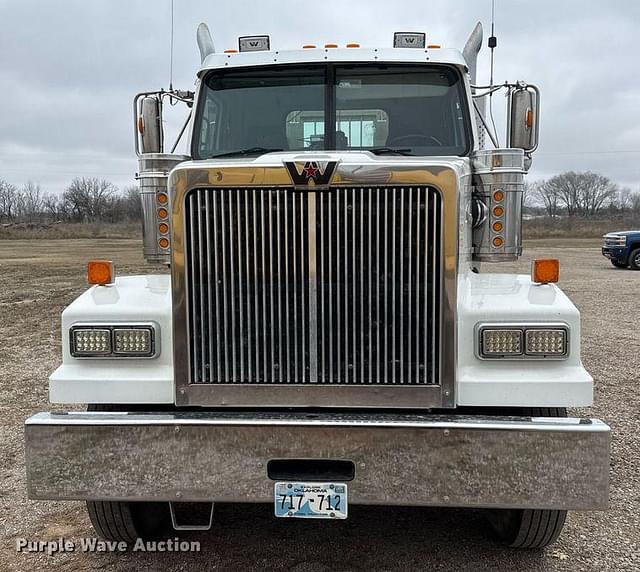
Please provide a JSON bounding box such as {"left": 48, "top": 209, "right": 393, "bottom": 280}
{"left": 193, "top": 64, "right": 471, "bottom": 159}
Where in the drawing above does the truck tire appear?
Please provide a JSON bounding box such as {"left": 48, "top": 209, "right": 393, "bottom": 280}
{"left": 611, "top": 259, "right": 628, "bottom": 269}
{"left": 87, "top": 500, "right": 171, "bottom": 542}
{"left": 86, "top": 404, "right": 172, "bottom": 542}
{"left": 485, "top": 407, "right": 568, "bottom": 549}
{"left": 629, "top": 248, "right": 640, "bottom": 270}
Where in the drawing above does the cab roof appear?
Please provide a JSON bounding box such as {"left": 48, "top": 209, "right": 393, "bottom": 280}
{"left": 198, "top": 47, "right": 468, "bottom": 76}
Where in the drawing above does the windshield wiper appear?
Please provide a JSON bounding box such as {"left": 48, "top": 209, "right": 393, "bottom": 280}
{"left": 368, "top": 147, "right": 414, "bottom": 156}
{"left": 211, "top": 147, "right": 284, "bottom": 158}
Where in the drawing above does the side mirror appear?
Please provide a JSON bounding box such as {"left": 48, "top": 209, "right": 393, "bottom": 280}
{"left": 138, "top": 96, "right": 164, "bottom": 154}
{"left": 508, "top": 85, "right": 540, "bottom": 153}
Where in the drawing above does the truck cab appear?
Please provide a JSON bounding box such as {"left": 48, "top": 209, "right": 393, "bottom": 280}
{"left": 24, "top": 24, "right": 610, "bottom": 550}
{"left": 602, "top": 230, "right": 640, "bottom": 269}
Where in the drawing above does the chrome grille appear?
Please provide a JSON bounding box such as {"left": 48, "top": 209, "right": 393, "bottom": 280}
{"left": 184, "top": 186, "right": 441, "bottom": 385}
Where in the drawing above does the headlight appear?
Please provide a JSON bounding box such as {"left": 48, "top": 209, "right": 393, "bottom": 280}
{"left": 478, "top": 324, "right": 568, "bottom": 359}
{"left": 525, "top": 329, "right": 567, "bottom": 356}
{"left": 113, "top": 328, "right": 153, "bottom": 355}
{"left": 70, "top": 324, "right": 157, "bottom": 358}
{"left": 71, "top": 328, "right": 112, "bottom": 356}
{"left": 481, "top": 329, "right": 523, "bottom": 357}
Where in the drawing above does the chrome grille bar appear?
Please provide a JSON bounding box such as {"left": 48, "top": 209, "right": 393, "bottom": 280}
{"left": 184, "top": 186, "right": 441, "bottom": 386}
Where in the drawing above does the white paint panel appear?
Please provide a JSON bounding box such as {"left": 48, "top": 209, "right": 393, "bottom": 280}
{"left": 456, "top": 272, "right": 593, "bottom": 407}
{"left": 50, "top": 275, "right": 174, "bottom": 404}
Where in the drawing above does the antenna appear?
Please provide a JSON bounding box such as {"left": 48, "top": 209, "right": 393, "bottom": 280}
{"left": 488, "top": 0, "right": 499, "bottom": 146}
{"left": 169, "top": 0, "right": 175, "bottom": 91}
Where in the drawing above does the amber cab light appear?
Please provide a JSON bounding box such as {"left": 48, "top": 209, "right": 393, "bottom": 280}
{"left": 532, "top": 259, "right": 560, "bottom": 284}
{"left": 88, "top": 260, "right": 114, "bottom": 286}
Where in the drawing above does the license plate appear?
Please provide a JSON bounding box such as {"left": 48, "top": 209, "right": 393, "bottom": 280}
{"left": 274, "top": 482, "right": 348, "bottom": 519}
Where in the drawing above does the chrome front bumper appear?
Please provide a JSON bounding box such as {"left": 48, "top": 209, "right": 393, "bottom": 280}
{"left": 25, "top": 412, "right": 610, "bottom": 510}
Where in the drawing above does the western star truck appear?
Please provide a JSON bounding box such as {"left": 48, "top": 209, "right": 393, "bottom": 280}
{"left": 24, "top": 22, "right": 610, "bottom": 549}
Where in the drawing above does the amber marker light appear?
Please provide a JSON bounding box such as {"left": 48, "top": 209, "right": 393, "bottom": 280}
{"left": 88, "top": 260, "right": 114, "bottom": 286}
{"left": 526, "top": 109, "right": 534, "bottom": 129}
{"left": 493, "top": 206, "right": 504, "bottom": 217}
{"left": 346, "top": 43, "right": 360, "bottom": 48}
{"left": 325, "top": 43, "right": 338, "bottom": 48}
{"left": 492, "top": 221, "right": 503, "bottom": 232}
{"left": 492, "top": 237, "right": 504, "bottom": 248}
{"left": 158, "top": 207, "right": 169, "bottom": 220}
{"left": 224, "top": 49, "right": 238, "bottom": 53}
{"left": 303, "top": 44, "right": 316, "bottom": 49}
{"left": 158, "top": 238, "right": 170, "bottom": 249}
{"left": 427, "top": 44, "right": 441, "bottom": 49}
{"left": 157, "top": 193, "right": 168, "bottom": 205}
{"left": 532, "top": 259, "right": 560, "bottom": 284}
{"left": 493, "top": 190, "right": 505, "bottom": 202}
{"left": 158, "top": 223, "right": 169, "bottom": 234}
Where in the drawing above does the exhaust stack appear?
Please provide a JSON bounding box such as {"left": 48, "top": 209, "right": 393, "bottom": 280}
{"left": 463, "top": 22, "right": 483, "bottom": 86}
{"left": 197, "top": 23, "right": 216, "bottom": 63}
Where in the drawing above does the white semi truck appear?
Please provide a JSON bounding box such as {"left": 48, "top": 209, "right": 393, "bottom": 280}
{"left": 24, "top": 22, "right": 610, "bottom": 549}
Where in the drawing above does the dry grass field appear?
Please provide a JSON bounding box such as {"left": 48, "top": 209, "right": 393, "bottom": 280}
{"left": 0, "top": 238, "right": 638, "bottom": 571}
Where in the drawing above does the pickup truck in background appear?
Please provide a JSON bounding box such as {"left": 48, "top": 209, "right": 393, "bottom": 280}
{"left": 602, "top": 231, "right": 640, "bottom": 270}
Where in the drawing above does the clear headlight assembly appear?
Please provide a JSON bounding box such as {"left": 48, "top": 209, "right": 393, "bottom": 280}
{"left": 70, "top": 324, "right": 158, "bottom": 358}
{"left": 477, "top": 324, "right": 568, "bottom": 359}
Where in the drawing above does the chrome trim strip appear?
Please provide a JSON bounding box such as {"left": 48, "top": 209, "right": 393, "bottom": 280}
{"left": 307, "top": 190, "right": 318, "bottom": 383}
{"left": 25, "top": 412, "right": 610, "bottom": 510}
{"left": 25, "top": 412, "right": 611, "bottom": 431}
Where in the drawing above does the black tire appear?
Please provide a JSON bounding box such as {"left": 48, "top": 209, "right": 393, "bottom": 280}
{"left": 86, "top": 404, "right": 173, "bottom": 542}
{"left": 485, "top": 407, "right": 568, "bottom": 549}
{"left": 629, "top": 248, "right": 640, "bottom": 270}
{"left": 87, "top": 500, "right": 172, "bottom": 542}
{"left": 611, "top": 259, "right": 628, "bottom": 269}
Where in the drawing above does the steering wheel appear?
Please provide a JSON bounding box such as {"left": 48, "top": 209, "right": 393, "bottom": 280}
{"left": 387, "top": 134, "right": 444, "bottom": 147}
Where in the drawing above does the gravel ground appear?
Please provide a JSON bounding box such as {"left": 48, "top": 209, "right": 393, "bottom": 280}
{"left": 0, "top": 238, "right": 637, "bottom": 571}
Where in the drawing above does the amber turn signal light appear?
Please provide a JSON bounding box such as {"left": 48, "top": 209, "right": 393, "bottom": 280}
{"left": 88, "top": 260, "right": 114, "bottom": 286}
{"left": 532, "top": 259, "right": 560, "bottom": 284}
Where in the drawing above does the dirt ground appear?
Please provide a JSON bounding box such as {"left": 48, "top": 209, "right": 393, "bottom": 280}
{"left": 0, "top": 238, "right": 638, "bottom": 571}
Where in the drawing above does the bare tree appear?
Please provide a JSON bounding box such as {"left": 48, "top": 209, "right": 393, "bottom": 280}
{"left": 63, "top": 177, "right": 117, "bottom": 222}
{"left": 21, "top": 181, "right": 44, "bottom": 222}
{"left": 122, "top": 185, "right": 142, "bottom": 221}
{"left": 0, "top": 179, "right": 20, "bottom": 222}
{"left": 537, "top": 171, "right": 619, "bottom": 218}
{"left": 534, "top": 179, "right": 561, "bottom": 219}
{"left": 632, "top": 191, "right": 640, "bottom": 214}
{"left": 578, "top": 172, "right": 618, "bottom": 217}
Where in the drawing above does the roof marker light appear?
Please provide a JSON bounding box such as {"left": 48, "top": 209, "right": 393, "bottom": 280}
{"left": 393, "top": 32, "right": 426, "bottom": 49}
{"left": 346, "top": 43, "right": 360, "bottom": 48}
{"left": 239, "top": 35, "right": 271, "bottom": 52}
{"left": 325, "top": 43, "right": 338, "bottom": 48}
{"left": 427, "top": 44, "right": 441, "bottom": 49}
{"left": 303, "top": 44, "right": 316, "bottom": 49}
{"left": 224, "top": 49, "right": 238, "bottom": 54}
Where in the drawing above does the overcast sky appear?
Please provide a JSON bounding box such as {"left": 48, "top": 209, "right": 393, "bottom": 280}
{"left": 1, "top": 0, "right": 639, "bottom": 195}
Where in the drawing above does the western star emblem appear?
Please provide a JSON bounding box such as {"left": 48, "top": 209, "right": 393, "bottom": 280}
{"left": 302, "top": 163, "right": 319, "bottom": 179}
{"left": 284, "top": 160, "right": 338, "bottom": 187}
